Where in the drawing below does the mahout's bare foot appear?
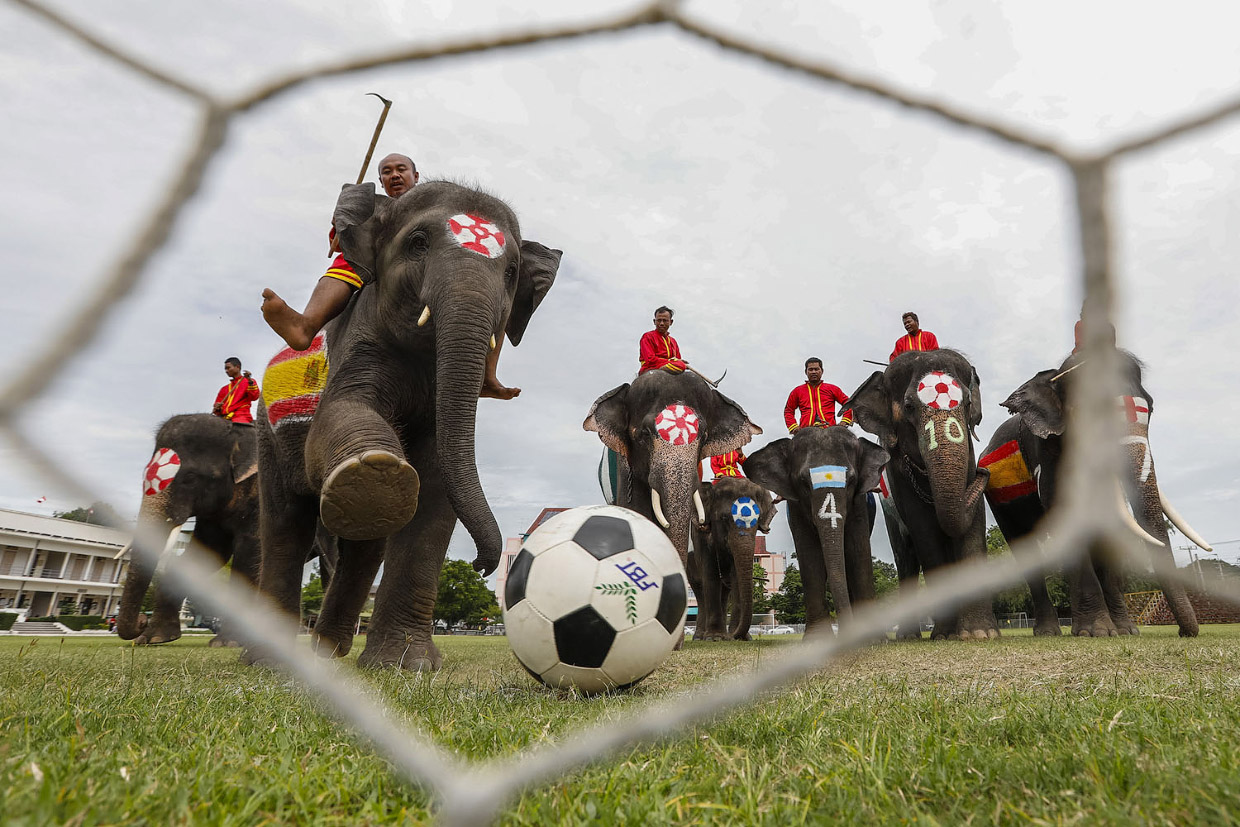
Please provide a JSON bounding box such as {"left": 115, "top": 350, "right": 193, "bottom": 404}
{"left": 261, "top": 288, "right": 315, "bottom": 351}
{"left": 480, "top": 377, "right": 521, "bottom": 400}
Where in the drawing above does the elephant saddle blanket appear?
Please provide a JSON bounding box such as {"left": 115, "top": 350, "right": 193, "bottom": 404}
{"left": 979, "top": 440, "right": 1035, "bottom": 503}
{"left": 262, "top": 332, "right": 329, "bottom": 430}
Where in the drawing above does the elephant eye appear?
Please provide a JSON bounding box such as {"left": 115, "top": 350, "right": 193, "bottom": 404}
{"left": 504, "top": 259, "right": 518, "bottom": 285}
{"left": 405, "top": 231, "right": 430, "bottom": 255}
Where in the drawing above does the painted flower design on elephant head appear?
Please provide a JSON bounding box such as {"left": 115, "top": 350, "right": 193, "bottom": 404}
{"left": 143, "top": 448, "right": 180, "bottom": 496}
{"left": 446, "top": 214, "right": 506, "bottom": 258}
{"left": 655, "top": 404, "right": 699, "bottom": 446}
{"left": 917, "top": 371, "right": 963, "bottom": 410}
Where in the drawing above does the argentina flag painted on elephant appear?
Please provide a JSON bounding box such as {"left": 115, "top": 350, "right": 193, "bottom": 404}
{"left": 598, "top": 448, "right": 620, "bottom": 505}
{"left": 809, "top": 465, "right": 847, "bottom": 489}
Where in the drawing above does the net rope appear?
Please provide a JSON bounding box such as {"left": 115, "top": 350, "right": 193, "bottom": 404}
{"left": 6, "top": 1, "right": 1240, "bottom": 824}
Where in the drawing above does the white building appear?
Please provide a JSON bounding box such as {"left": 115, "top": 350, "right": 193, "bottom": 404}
{"left": 0, "top": 508, "right": 130, "bottom": 617}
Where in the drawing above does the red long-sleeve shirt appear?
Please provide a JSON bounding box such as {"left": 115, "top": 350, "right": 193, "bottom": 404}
{"left": 214, "top": 377, "right": 261, "bottom": 424}
{"left": 889, "top": 329, "right": 939, "bottom": 363}
{"left": 784, "top": 382, "right": 852, "bottom": 431}
{"left": 710, "top": 450, "right": 745, "bottom": 479}
{"left": 638, "top": 330, "right": 686, "bottom": 374}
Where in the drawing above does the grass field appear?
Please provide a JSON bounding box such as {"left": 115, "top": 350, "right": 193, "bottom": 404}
{"left": 3, "top": 627, "right": 1240, "bottom": 825}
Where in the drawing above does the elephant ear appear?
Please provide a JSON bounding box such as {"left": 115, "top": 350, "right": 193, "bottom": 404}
{"left": 855, "top": 437, "right": 890, "bottom": 494}
{"left": 230, "top": 429, "right": 258, "bottom": 484}
{"left": 700, "top": 390, "right": 762, "bottom": 458}
{"left": 848, "top": 371, "right": 896, "bottom": 449}
{"left": 584, "top": 384, "right": 631, "bottom": 457}
{"left": 744, "top": 439, "right": 799, "bottom": 502}
{"left": 1002, "top": 369, "right": 1064, "bottom": 438}
{"left": 506, "top": 240, "right": 562, "bottom": 346}
{"left": 332, "top": 183, "right": 381, "bottom": 284}
{"left": 968, "top": 367, "right": 983, "bottom": 429}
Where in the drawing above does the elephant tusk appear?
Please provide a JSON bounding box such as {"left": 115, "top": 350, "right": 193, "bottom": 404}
{"left": 693, "top": 489, "right": 706, "bottom": 525}
{"left": 417, "top": 306, "right": 431, "bottom": 327}
{"left": 1116, "top": 484, "right": 1163, "bottom": 547}
{"left": 489, "top": 334, "right": 497, "bottom": 350}
{"left": 650, "top": 489, "right": 671, "bottom": 529}
{"left": 1160, "top": 491, "right": 1213, "bottom": 552}
{"left": 162, "top": 522, "right": 187, "bottom": 556}
{"left": 113, "top": 542, "right": 131, "bottom": 561}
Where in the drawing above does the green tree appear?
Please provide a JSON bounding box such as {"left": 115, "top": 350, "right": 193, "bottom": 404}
{"left": 56, "top": 596, "right": 78, "bottom": 616}
{"left": 752, "top": 562, "right": 771, "bottom": 614}
{"left": 872, "top": 557, "right": 899, "bottom": 597}
{"left": 436, "top": 559, "right": 500, "bottom": 628}
{"left": 301, "top": 569, "right": 325, "bottom": 619}
{"left": 55, "top": 501, "right": 123, "bottom": 528}
{"left": 985, "top": 524, "right": 1009, "bottom": 556}
{"left": 770, "top": 565, "right": 805, "bottom": 624}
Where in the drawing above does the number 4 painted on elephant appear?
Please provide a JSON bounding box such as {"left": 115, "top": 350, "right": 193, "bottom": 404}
{"left": 818, "top": 493, "right": 842, "bottom": 529}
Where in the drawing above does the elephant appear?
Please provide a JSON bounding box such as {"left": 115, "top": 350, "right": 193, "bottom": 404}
{"left": 875, "top": 467, "right": 923, "bottom": 640}
{"left": 746, "top": 426, "right": 888, "bottom": 635}
{"left": 254, "top": 181, "right": 560, "bottom": 670}
{"left": 584, "top": 370, "right": 762, "bottom": 619}
{"left": 982, "top": 348, "right": 1211, "bottom": 637}
{"left": 848, "top": 348, "right": 999, "bottom": 640}
{"left": 692, "top": 476, "right": 776, "bottom": 641}
{"left": 116, "top": 414, "right": 262, "bottom": 647}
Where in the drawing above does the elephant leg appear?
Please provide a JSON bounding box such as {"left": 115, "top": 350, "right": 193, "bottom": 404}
{"left": 313, "top": 538, "right": 385, "bottom": 658}
{"left": 358, "top": 443, "right": 451, "bottom": 671}
{"left": 306, "top": 399, "right": 420, "bottom": 542}
{"left": 1100, "top": 564, "right": 1139, "bottom": 636}
{"left": 139, "top": 523, "right": 229, "bottom": 645}
{"left": 950, "top": 515, "right": 1000, "bottom": 640}
{"left": 788, "top": 506, "right": 829, "bottom": 633}
{"left": 244, "top": 483, "right": 317, "bottom": 666}
{"left": 212, "top": 525, "right": 260, "bottom": 648}
{"left": 690, "top": 547, "right": 725, "bottom": 641}
{"left": 1067, "top": 541, "right": 1118, "bottom": 637}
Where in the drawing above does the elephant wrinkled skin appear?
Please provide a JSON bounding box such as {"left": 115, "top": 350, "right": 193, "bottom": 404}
{"left": 984, "top": 348, "right": 1206, "bottom": 637}
{"left": 848, "top": 349, "right": 998, "bottom": 640}
{"left": 693, "top": 476, "right": 776, "bottom": 641}
{"left": 117, "top": 414, "right": 262, "bottom": 647}
{"left": 254, "top": 181, "right": 559, "bottom": 670}
{"left": 746, "top": 427, "right": 888, "bottom": 635}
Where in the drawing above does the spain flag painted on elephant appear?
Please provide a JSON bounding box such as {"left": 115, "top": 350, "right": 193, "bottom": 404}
{"left": 979, "top": 440, "right": 1036, "bottom": 503}
{"left": 262, "top": 333, "right": 329, "bottom": 430}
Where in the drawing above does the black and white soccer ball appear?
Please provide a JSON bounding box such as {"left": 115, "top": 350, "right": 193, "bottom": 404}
{"left": 502, "top": 505, "right": 688, "bottom": 694}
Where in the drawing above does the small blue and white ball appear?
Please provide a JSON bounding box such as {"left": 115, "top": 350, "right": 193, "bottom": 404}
{"left": 731, "top": 496, "right": 761, "bottom": 529}
{"left": 502, "top": 505, "right": 688, "bottom": 694}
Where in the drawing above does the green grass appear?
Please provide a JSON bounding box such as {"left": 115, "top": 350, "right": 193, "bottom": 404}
{"left": 3, "top": 628, "right": 1240, "bottom": 825}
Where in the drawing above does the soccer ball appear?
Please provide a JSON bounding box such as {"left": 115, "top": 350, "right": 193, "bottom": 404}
{"left": 916, "top": 371, "right": 963, "bottom": 410}
{"left": 502, "top": 505, "right": 688, "bottom": 694}
{"left": 730, "top": 496, "right": 761, "bottom": 529}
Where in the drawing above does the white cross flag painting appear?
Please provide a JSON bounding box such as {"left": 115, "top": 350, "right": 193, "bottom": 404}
{"left": 810, "top": 465, "right": 847, "bottom": 488}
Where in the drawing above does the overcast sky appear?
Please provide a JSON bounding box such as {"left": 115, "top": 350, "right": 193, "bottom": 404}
{"left": 3, "top": 0, "right": 1239, "bottom": 578}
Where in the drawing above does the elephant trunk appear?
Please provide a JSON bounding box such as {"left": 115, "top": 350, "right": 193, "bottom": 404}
{"left": 1125, "top": 431, "right": 1199, "bottom": 637}
{"left": 434, "top": 309, "right": 502, "bottom": 575}
{"left": 649, "top": 442, "right": 700, "bottom": 568}
{"left": 922, "top": 411, "right": 985, "bottom": 538}
{"left": 729, "top": 536, "right": 756, "bottom": 638}
{"left": 116, "top": 491, "right": 180, "bottom": 640}
{"left": 812, "top": 502, "right": 852, "bottom": 623}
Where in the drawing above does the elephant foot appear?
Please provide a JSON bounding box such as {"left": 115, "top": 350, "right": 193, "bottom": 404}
{"left": 732, "top": 631, "right": 752, "bottom": 642}
{"left": 1111, "top": 621, "right": 1140, "bottom": 636}
{"left": 320, "top": 450, "right": 420, "bottom": 541}
{"left": 208, "top": 636, "right": 242, "bottom": 648}
{"left": 134, "top": 623, "right": 182, "bottom": 645}
{"left": 1032, "top": 622, "right": 1063, "bottom": 637}
{"left": 311, "top": 631, "right": 354, "bottom": 659}
{"left": 357, "top": 635, "right": 442, "bottom": 671}
{"left": 1073, "top": 615, "right": 1119, "bottom": 637}
{"left": 894, "top": 626, "right": 923, "bottom": 642}
{"left": 956, "top": 627, "right": 1001, "bottom": 641}
{"left": 1178, "top": 624, "right": 1199, "bottom": 638}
